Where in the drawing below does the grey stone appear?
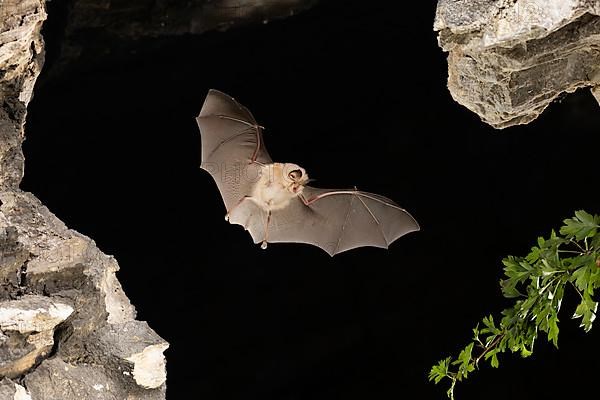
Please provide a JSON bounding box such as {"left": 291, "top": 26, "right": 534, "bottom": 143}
{"left": 0, "top": 226, "right": 29, "bottom": 299}
{"left": 0, "top": 378, "right": 31, "bottom": 399}
{"left": 0, "top": 378, "right": 17, "bottom": 398}
{"left": 434, "top": 0, "right": 600, "bottom": 128}
{"left": 0, "top": 0, "right": 47, "bottom": 189}
{"left": 91, "top": 321, "right": 168, "bottom": 390}
{"left": 0, "top": 190, "right": 168, "bottom": 397}
{"left": 24, "top": 358, "right": 165, "bottom": 400}
{"left": 0, "top": 296, "right": 73, "bottom": 378}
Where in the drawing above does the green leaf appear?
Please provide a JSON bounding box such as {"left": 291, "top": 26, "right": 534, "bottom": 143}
{"left": 520, "top": 346, "right": 533, "bottom": 358}
{"left": 429, "top": 357, "right": 452, "bottom": 384}
{"left": 592, "top": 234, "right": 600, "bottom": 250}
{"left": 481, "top": 315, "right": 501, "bottom": 336}
{"left": 501, "top": 279, "right": 523, "bottom": 298}
{"left": 490, "top": 352, "right": 499, "bottom": 368}
{"left": 453, "top": 343, "right": 474, "bottom": 366}
{"left": 548, "top": 313, "right": 559, "bottom": 348}
{"left": 589, "top": 261, "right": 600, "bottom": 291}
{"left": 483, "top": 348, "right": 501, "bottom": 368}
{"left": 576, "top": 210, "right": 598, "bottom": 226}
{"left": 553, "top": 284, "right": 564, "bottom": 311}
{"left": 571, "top": 265, "right": 590, "bottom": 292}
{"left": 526, "top": 244, "right": 541, "bottom": 264}
{"left": 537, "top": 236, "right": 546, "bottom": 247}
{"left": 573, "top": 293, "right": 598, "bottom": 332}
{"left": 452, "top": 343, "right": 475, "bottom": 381}
{"left": 560, "top": 211, "right": 599, "bottom": 240}
{"left": 430, "top": 210, "right": 599, "bottom": 398}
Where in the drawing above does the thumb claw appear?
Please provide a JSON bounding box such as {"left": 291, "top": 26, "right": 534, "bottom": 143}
{"left": 261, "top": 241, "right": 268, "bottom": 250}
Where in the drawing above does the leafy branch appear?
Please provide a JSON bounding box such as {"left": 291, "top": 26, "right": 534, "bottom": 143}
{"left": 429, "top": 211, "right": 600, "bottom": 399}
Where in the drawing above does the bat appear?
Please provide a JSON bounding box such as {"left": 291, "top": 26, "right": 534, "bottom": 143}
{"left": 197, "top": 89, "right": 419, "bottom": 256}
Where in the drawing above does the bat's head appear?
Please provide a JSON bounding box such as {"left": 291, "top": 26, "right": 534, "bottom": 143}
{"left": 282, "top": 163, "right": 309, "bottom": 194}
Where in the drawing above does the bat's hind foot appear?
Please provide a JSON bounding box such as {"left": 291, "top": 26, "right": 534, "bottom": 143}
{"left": 261, "top": 241, "right": 268, "bottom": 250}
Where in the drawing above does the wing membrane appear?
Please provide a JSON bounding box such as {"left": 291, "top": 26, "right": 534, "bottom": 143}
{"left": 197, "top": 90, "right": 271, "bottom": 211}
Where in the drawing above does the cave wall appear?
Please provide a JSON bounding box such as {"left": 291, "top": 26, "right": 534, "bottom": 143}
{"left": 435, "top": 0, "right": 600, "bottom": 128}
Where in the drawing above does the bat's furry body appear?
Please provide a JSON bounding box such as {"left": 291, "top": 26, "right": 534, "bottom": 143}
{"left": 250, "top": 163, "right": 308, "bottom": 212}
{"left": 197, "top": 90, "right": 419, "bottom": 256}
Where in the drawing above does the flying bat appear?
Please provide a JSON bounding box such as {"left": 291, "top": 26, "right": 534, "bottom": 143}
{"left": 197, "top": 89, "right": 419, "bottom": 256}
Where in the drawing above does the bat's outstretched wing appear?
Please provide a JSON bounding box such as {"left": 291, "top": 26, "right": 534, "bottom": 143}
{"left": 228, "top": 186, "right": 419, "bottom": 256}
{"left": 196, "top": 89, "right": 272, "bottom": 211}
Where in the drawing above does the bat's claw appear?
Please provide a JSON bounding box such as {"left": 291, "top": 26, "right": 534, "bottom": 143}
{"left": 261, "top": 241, "right": 268, "bottom": 250}
{"left": 224, "top": 214, "right": 230, "bottom": 222}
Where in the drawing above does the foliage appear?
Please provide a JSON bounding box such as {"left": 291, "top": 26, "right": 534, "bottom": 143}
{"left": 428, "top": 211, "right": 600, "bottom": 399}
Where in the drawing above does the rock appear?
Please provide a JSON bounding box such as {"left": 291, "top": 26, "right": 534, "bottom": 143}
{"left": 13, "top": 382, "right": 31, "bottom": 400}
{"left": 592, "top": 85, "right": 600, "bottom": 105}
{"left": 0, "top": 379, "right": 31, "bottom": 399}
{"left": 0, "top": 226, "right": 29, "bottom": 299}
{"left": 1, "top": 1, "right": 168, "bottom": 397}
{"left": 24, "top": 358, "right": 165, "bottom": 400}
{"left": 434, "top": 0, "right": 600, "bottom": 128}
{"left": 0, "top": 190, "right": 169, "bottom": 398}
{"left": 93, "top": 321, "right": 168, "bottom": 389}
{"left": 0, "top": 379, "right": 17, "bottom": 398}
{"left": 0, "top": 0, "right": 47, "bottom": 189}
{"left": 126, "top": 342, "right": 169, "bottom": 390}
{"left": 0, "top": 295, "right": 73, "bottom": 378}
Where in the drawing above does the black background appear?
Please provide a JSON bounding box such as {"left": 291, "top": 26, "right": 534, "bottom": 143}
{"left": 22, "top": 1, "right": 600, "bottom": 399}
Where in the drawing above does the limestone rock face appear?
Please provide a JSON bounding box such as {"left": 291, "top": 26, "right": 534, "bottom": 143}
{"left": 0, "top": 190, "right": 169, "bottom": 398}
{"left": 24, "top": 357, "right": 166, "bottom": 400}
{"left": 434, "top": 0, "right": 600, "bottom": 128}
{"left": 0, "top": 295, "right": 73, "bottom": 378}
{"left": 1, "top": 0, "right": 169, "bottom": 398}
{"left": 0, "top": 0, "right": 46, "bottom": 189}
{"left": 0, "top": 379, "right": 31, "bottom": 399}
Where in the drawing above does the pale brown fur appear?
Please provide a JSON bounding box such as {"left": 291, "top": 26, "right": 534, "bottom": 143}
{"left": 250, "top": 163, "right": 309, "bottom": 212}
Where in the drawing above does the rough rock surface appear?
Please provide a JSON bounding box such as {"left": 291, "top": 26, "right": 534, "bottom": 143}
{"left": 434, "top": 0, "right": 600, "bottom": 128}
{"left": 1, "top": 0, "right": 168, "bottom": 398}
{"left": 0, "top": 192, "right": 169, "bottom": 398}
{"left": 0, "top": 295, "right": 73, "bottom": 378}
{"left": 0, "top": 379, "right": 30, "bottom": 399}
{"left": 0, "top": 0, "right": 46, "bottom": 189}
